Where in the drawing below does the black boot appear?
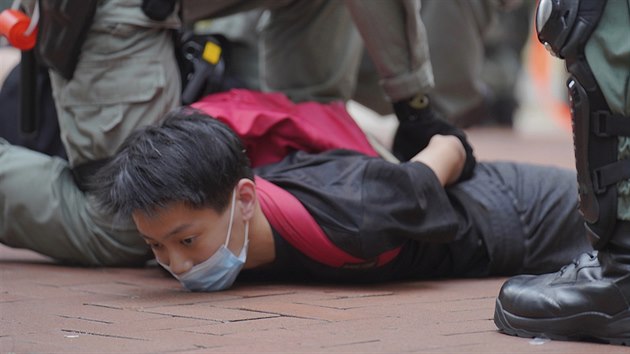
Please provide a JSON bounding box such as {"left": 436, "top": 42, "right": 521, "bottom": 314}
{"left": 392, "top": 94, "right": 476, "bottom": 182}
{"left": 494, "top": 221, "right": 630, "bottom": 345}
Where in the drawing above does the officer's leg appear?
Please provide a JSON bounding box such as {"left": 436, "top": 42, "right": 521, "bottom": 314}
{"left": 0, "top": 141, "right": 151, "bottom": 266}
{"left": 0, "top": 0, "right": 180, "bottom": 266}
{"left": 260, "top": 0, "right": 363, "bottom": 103}
{"left": 50, "top": 2, "right": 181, "bottom": 169}
{"left": 420, "top": 0, "right": 496, "bottom": 127}
{"left": 494, "top": 0, "right": 630, "bottom": 345}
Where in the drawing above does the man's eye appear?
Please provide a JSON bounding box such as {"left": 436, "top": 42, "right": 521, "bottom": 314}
{"left": 181, "top": 237, "right": 195, "bottom": 246}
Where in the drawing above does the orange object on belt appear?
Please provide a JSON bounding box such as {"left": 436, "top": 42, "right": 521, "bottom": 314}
{"left": 0, "top": 9, "right": 37, "bottom": 50}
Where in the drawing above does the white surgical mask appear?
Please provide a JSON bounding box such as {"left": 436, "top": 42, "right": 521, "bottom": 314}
{"left": 159, "top": 190, "right": 249, "bottom": 291}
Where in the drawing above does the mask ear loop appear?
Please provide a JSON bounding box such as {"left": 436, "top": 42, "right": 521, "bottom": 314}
{"left": 224, "top": 190, "right": 237, "bottom": 247}
{"left": 243, "top": 220, "right": 249, "bottom": 245}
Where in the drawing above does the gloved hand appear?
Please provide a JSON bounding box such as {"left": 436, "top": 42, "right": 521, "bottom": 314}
{"left": 392, "top": 97, "right": 476, "bottom": 182}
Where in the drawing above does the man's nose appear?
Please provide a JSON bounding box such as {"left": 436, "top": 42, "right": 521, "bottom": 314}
{"left": 167, "top": 252, "right": 193, "bottom": 275}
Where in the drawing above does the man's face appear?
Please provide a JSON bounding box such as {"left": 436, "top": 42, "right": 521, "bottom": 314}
{"left": 132, "top": 201, "right": 242, "bottom": 276}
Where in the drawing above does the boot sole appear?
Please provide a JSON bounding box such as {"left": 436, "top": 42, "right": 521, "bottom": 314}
{"left": 494, "top": 298, "right": 630, "bottom": 346}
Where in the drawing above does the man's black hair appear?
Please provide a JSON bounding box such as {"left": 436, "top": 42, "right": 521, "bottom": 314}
{"left": 91, "top": 108, "right": 253, "bottom": 218}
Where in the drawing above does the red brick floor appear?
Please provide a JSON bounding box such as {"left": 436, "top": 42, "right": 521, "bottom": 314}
{"left": 2, "top": 127, "right": 627, "bottom": 353}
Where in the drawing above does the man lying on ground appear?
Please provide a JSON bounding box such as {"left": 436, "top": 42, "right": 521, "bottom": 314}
{"left": 91, "top": 108, "right": 592, "bottom": 291}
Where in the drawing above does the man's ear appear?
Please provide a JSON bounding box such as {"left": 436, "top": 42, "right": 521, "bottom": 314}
{"left": 236, "top": 178, "right": 257, "bottom": 221}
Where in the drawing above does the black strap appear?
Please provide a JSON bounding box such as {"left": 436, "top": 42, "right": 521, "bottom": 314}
{"left": 593, "top": 111, "right": 630, "bottom": 137}
{"left": 19, "top": 49, "right": 38, "bottom": 135}
{"left": 593, "top": 159, "right": 630, "bottom": 193}
{"left": 37, "top": 0, "right": 98, "bottom": 80}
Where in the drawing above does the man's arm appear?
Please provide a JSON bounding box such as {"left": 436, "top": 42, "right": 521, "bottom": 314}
{"left": 409, "top": 134, "right": 466, "bottom": 186}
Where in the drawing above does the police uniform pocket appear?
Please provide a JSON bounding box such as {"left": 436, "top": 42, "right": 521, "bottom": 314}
{"left": 52, "top": 58, "right": 167, "bottom": 163}
{"left": 55, "top": 58, "right": 166, "bottom": 132}
{"left": 58, "top": 58, "right": 165, "bottom": 106}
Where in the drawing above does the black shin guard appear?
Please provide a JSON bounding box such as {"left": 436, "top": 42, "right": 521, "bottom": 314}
{"left": 537, "top": 0, "right": 630, "bottom": 248}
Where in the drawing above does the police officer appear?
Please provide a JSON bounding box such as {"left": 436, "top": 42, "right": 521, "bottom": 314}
{"left": 493, "top": 0, "right": 630, "bottom": 345}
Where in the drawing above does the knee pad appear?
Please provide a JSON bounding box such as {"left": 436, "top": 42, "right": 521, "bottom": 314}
{"left": 536, "top": 0, "right": 630, "bottom": 247}
{"left": 536, "top": 0, "right": 603, "bottom": 59}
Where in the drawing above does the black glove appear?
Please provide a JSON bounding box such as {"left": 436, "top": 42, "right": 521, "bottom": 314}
{"left": 142, "top": 0, "right": 177, "bottom": 21}
{"left": 392, "top": 99, "right": 476, "bottom": 182}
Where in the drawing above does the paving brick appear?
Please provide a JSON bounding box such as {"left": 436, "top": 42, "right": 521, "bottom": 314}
{"left": 53, "top": 305, "right": 166, "bottom": 327}
{"left": 183, "top": 315, "right": 321, "bottom": 336}
{"left": 233, "top": 300, "right": 376, "bottom": 322}
{"left": 131, "top": 315, "right": 224, "bottom": 332}
{"left": 141, "top": 302, "right": 280, "bottom": 322}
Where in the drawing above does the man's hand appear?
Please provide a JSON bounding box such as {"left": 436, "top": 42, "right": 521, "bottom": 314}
{"left": 410, "top": 135, "right": 466, "bottom": 186}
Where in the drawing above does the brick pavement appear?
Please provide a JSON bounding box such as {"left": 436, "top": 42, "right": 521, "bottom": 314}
{"left": 3, "top": 125, "right": 628, "bottom": 353}
{"left": 3, "top": 244, "right": 627, "bottom": 354}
